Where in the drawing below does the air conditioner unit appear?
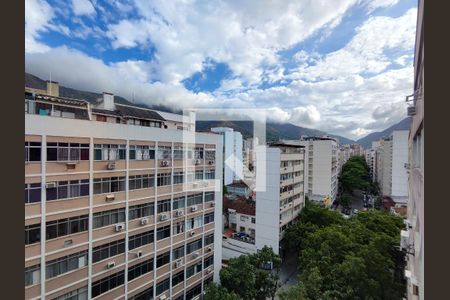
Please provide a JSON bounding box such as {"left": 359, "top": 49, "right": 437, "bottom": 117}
{"left": 208, "top": 160, "right": 214, "bottom": 165}
{"left": 66, "top": 162, "right": 77, "bottom": 170}
{"left": 193, "top": 252, "right": 200, "bottom": 258}
{"left": 105, "top": 194, "right": 115, "bottom": 202}
{"left": 115, "top": 223, "right": 125, "bottom": 232}
{"left": 175, "top": 260, "right": 183, "bottom": 268}
{"left": 206, "top": 267, "right": 212, "bottom": 274}
{"left": 159, "top": 295, "right": 167, "bottom": 300}
{"left": 189, "top": 231, "right": 196, "bottom": 236}
{"left": 136, "top": 250, "right": 143, "bottom": 258}
{"left": 400, "top": 230, "right": 410, "bottom": 250}
{"left": 407, "top": 106, "right": 416, "bottom": 116}
{"left": 45, "top": 182, "right": 57, "bottom": 189}
{"left": 160, "top": 214, "right": 168, "bottom": 221}
{"left": 107, "top": 261, "right": 116, "bottom": 269}
{"left": 140, "top": 218, "right": 149, "bottom": 225}
{"left": 160, "top": 160, "right": 168, "bottom": 167}
{"left": 404, "top": 163, "right": 411, "bottom": 169}
{"left": 175, "top": 210, "right": 184, "bottom": 217}
{"left": 206, "top": 246, "right": 212, "bottom": 252}
{"left": 210, "top": 202, "right": 215, "bottom": 207}
{"left": 190, "top": 206, "right": 198, "bottom": 212}
{"left": 194, "top": 159, "right": 200, "bottom": 165}
{"left": 193, "top": 183, "right": 199, "bottom": 188}
{"left": 107, "top": 162, "right": 116, "bottom": 170}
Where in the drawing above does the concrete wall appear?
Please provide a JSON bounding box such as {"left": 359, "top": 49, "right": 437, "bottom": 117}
{"left": 392, "top": 130, "right": 409, "bottom": 197}
{"left": 255, "top": 146, "right": 280, "bottom": 254}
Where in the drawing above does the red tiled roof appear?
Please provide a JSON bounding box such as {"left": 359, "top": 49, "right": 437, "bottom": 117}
{"left": 223, "top": 196, "right": 255, "bottom": 216}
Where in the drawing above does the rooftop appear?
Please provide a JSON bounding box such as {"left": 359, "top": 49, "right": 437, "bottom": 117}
{"left": 223, "top": 196, "right": 255, "bottom": 216}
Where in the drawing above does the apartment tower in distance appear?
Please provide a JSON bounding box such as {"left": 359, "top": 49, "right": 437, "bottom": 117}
{"left": 403, "top": 0, "right": 424, "bottom": 298}
{"left": 25, "top": 82, "right": 223, "bottom": 300}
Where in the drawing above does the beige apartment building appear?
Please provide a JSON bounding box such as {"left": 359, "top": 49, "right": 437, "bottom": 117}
{"left": 403, "top": 0, "right": 424, "bottom": 298}
{"left": 25, "top": 82, "right": 223, "bottom": 300}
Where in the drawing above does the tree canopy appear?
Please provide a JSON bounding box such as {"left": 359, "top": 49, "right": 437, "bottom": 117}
{"left": 280, "top": 202, "right": 406, "bottom": 300}
{"left": 339, "top": 155, "right": 372, "bottom": 194}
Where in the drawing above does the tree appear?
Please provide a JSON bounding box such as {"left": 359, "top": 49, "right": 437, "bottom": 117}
{"left": 340, "top": 193, "right": 352, "bottom": 210}
{"left": 219, "top": 246, "right": 282, "bottom": 299}
{"left": 204, "top": 283, "right": 240, "bottom": 300}
{"left": 278, "top": 282, "right": 307, "bottom": 300}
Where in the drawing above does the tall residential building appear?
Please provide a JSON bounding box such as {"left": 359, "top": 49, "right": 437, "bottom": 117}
{"left": 210, "top": 127, "right": 243, "bottom": 186}
{"left": 255, "top": 143, "right": 306, "bottom": 255}
{"left": 403, "top": 0, "right": 424, "bottom": 298}
{"left": 285, "top": 137, "right": 339, "bottom": 204}
{"left": 25, "top": 85, "right": 223, "bottom": 300}
{"left": 377, "top": 138, "right": 393, "bottom": 196}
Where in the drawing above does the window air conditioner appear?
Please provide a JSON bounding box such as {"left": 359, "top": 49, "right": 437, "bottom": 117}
{"left": 107, "top": 261, "right": 116, "bottom": 269}
{"left": 160, "top": 160, "right": 168, "bottom": 167}
{"left": 136, "top": 250, "right": 143, "bottom": 258}
{"left": 208, "top": 160, "right": 214, "bottom": 165}
{"left": 115, "top": 223, "right": 125, "bottom": 232}
{"left": 189, "top": 231, "right": 196, "bottom": 236}
{"left": 210, "top": 202, "right": 215, "bottom": 207}
{"left": 140, "top": 218, "right": 149, "bottom": 225}
{"left": 175, "top": 260, "right": 183, "bottom": 268}
{"left": 193, "top": 251, "right": 200, "bottom": 258}
{"left": 407, "top": 106, "right": 416, "bottom": 116}
{"left": 175, "top": 210, "right": 184, "bottom": 217}
{"left": 190, "top": 206, "right": 198, "bottom": 212}
{"left": 206, "top": 267, "right": 212, "bottom": 274}
{"left": 107, "top": 162, "right": 116, "bottom": 170}
{"left": 105, "top": 194, "right": 115, "bottom": 202}
{"left": 206, "top": 247, "right": 212, "bottom": 252}
{"left": 194, "top": 159, "right": 200, "bottom": 165}
{"left": 45, "top": 182, "right": 57, "bottom": 189}
{"left": 160, "top": 214, "right": 168, "bottom": 221}
{"left": 159, "top": 295, "right": 167, "bottom": 300}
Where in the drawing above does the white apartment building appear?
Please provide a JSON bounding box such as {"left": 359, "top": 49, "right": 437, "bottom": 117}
{"left": 254, "top": 143, "right": 306, "bottom": 255}
{"left": 286, "top": 137, "right": 339, "bottom": 204}
{"left": 377, "top": 138, "right": 393, "bottom": 197}
{"left": 210, "top": 127, "right": 243, "bottom": 185}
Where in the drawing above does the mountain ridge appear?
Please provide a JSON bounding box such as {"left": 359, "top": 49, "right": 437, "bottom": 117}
{"left": 356, "top": 117, "right": 411, "bottom": 148}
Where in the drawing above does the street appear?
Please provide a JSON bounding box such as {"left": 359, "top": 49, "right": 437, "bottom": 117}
{"left": 274, "top": 249, "right": 299, "bottom": 299}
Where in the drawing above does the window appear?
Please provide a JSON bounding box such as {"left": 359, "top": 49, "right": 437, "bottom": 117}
{"left": 194, "top": 147, "right": 204, "bottom": 159}
{"left": 129, "top": 203, "right": 154, "bottom": 220}
{"left": 129, "top": 230, "right": 154, "bottom": 250}
{"left": 205, "top": 149, "right": 215, "bottom": 160}
{"left": 186, "top": 239, "right": 202, "bottom": 254}
{"left": 46, "top": 215, "right": 88, "bottom": 240}
{"left": 46, "top": 179, "right": 89, "bottom": 201}
{"left": 173, "top": 245, "right": 185, "bottom": 260}
{"left": 157, "top": 146, "right": 171, "bottom": 160}
{"left": 93, "top": 144, "right": 126, "bottom": 161}
{"left": 205, "top": 233, "right": 214, "bottom": 246}
{"left": 129, "top": 174, "right": 154, "bottom": 190}
{"left": 47, "top": 143, "right": 89, "bottom": 161}
{"left": 91, "top": 270, "right": 125, "bottom": 298}
{"left": 204, "top": 212, "right": 214, "bottom": 224}
{"left": 46, "top": 250, "right": 88, "bottom": 279}
{"left": 25, "top": 223, "right": 41, "bottom": 245}
{"left": 96, "top": 115, "right": 107, "bottom": 122}
{"left": 54, "top": 286, "right": 88, "bottom": 300}
{"left": 93, "top": 239, "right": 125, "bottom": 263}
{"left": 173, "top": 172, "right": 184, "bottom": 184}
{"left": 204, "top": 192, "right": 214, "bottom": 203}
{"left": 186, "top": 171, "right": 195, "bottom": 183}
{"left": 205, "top": 169, "right": 215, "bottom": 180}
{"left": 187, "top": 193, "right": 202, "bottom": 207}
{"left": 155, "top": 277, "right": 170, "bottom": 296}
{"left": 25, "top": 142, "right": 41, "bottom": 162}
{"left": 173, "top": 147, "right": 184, "bottom": 160}
{"left": 240, "top": 226, "right": 245, "bottom": 232}
{"left": 186, "top": 283, "right": 202, "bottom": 300}
{"left": 186, "top": 262, "right": 202, "bottom": 278}
{"left": 173, "top": 221, "right": 184, "bottom": 235}
{"left": 195, "top": 170, "right": 203, "bottom": 180}
{"left": 172, "top": 270, "right": 184, "bottom": 286}
{"left": 186, "top": 216, "right": 203, "bottom": 231}
{"left": 93, "top": 208, "right": 125, "bottom": 228}
{"left": 251, "top": 217, "right": 256, "bottom": 224}
{"left": 129, "top": 286, "right": 153, "bottom": 300}
{"left": 25, "top": 264, "right": 40, "bottom": 287}
{"left": 156, "top": 225, "right": 171, "bottom": 240}
{"left": 128, "top": 258, "right": 154, "bottom": 281}
{"left": 173, "top": 196, "right": 185, "bottom": 210}
{"left": 204, "top": 255, "right": 214, "bottom": 268}
{"left": 129, "top": 145, "right": 155, "bottom": 160}
{"left": 240, "top": 215, "right": 248, "bottom": 222}
{"left": 157, "top": 199, "right": 171, "bottom": 213}
{"left": 93, "top": 177, "right": 125, "bottom": 194}
{"left": 157, "top": 173, "right": 171, "bottom": 186}
{"left": 25, "top": 183, "right": 41, "bottom": 204}
{"left": 156, "top": 252, "right": 170, "bottom": 268}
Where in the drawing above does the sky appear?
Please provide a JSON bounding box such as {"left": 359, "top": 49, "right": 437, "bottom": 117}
{"left": 25, "top": 0, "right": 418, "bottom": 140}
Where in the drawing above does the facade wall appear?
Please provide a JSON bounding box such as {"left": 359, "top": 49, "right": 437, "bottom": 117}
{"left": 392, "top": 130, "right": 409, "bottom": 197}
{"left": 25, "top": 113, "right": 222, "bottom": 299}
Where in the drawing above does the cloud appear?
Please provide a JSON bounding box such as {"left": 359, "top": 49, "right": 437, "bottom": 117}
{"left": 351, "top": 128, "right": 370, "bottom": 137}
{"left": 25, "top": 0, "right": 54, "bottom": 53}
{"left": 291, "top": 105, "right": 321, "bottom": 125}
{"left": 71, "top": 0, "right": 96, "bottom": 16}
